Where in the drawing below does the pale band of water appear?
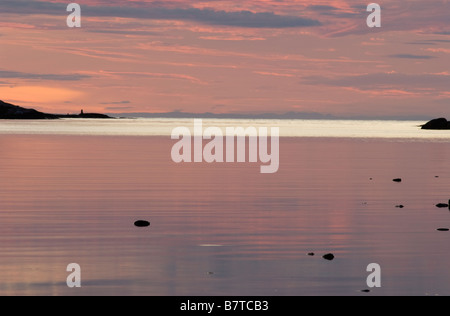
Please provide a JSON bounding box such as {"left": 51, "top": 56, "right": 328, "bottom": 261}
{"left": 0, "top": 119, "right": 449, "bottom": 140}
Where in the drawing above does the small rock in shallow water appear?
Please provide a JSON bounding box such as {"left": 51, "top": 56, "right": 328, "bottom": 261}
{"left": 393, "top": 178, "right": 402, "bottom": 183}
{"left": 323, "top": 253, "right": 335, "bottom": 261}
{"left": 396, "top": 205, "right": 405, "bottom": 208}
{"left": 436, "top": 204, "right": 449, "bottom": 208}
{"left": 437, "top": 228, "right": 449, "bottom": 232}
{"left": 361, "top": 289, "right": 371, "bottom": 293}
{"left": 134, "top": 220, "right": 150, "bottom": 227}
{"left": 307, "top": 253, "right": 315, "bottom": 256}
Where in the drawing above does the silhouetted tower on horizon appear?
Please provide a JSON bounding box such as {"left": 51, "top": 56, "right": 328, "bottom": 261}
{"left": 80, "top": 109, "right": 84, "bottom": 115}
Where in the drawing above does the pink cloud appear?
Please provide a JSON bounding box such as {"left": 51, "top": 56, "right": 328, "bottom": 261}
{"left": 426, "top": 48, "right": 450, "bottom": 54}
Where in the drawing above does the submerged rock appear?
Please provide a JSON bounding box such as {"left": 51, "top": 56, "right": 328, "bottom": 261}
{"left": 396, "top": 205, "right": 405, "bottom": 208}
{"left": 436, "top": 203, "right": 449, "bottom": 208}
{"left": 437, "top": 228, "right": 449, "bottom": 232}
{"left": 393, "top": 178, "right": 402, "bottom": 183}
{"left": 134, "top": 220, "right": 150, "bottom": 227}
{"left": 322, "top": 253, "right": 335, "bottom": 261}
{"left": 307, "top": 253, "right": 315, "bottom": 256}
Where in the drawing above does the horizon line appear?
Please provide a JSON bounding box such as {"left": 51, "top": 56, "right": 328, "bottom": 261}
{"left": 105, "top": 111, "right": 435, "bottom": 121}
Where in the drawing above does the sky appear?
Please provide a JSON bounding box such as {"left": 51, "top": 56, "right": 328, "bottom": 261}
{"left": 0, "top": 0, "right": 449, "bottom": 118}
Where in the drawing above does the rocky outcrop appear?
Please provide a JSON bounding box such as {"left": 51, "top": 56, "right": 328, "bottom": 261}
{"left": 0, "top": 100, "right": 112, "bottom": 119}
{"left": 421, "top": 118, "right": 450, "bottom": 130}
{"left": 0, "top": 100, "right": 58, "bottom": 119}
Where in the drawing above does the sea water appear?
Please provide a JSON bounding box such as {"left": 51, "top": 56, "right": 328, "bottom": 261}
{"left": 0, "top": 119, "right": 449, "bottom": 296}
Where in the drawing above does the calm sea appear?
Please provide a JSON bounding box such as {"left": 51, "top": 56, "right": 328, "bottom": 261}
{"left": 0, "top": 119, "right": 449, "bottom": 296}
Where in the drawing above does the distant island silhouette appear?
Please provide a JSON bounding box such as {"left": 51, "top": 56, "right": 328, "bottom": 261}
{"left": 109, "top": 111, "right": 433, "bottom": 121}
{"left": 1, "top": 99, "right": 444, "bottom": 125}
{"left": 421, "top": 118, "right": 450, "bottom": 130}
{"left": 0, "top": 100, "right": 112, "bottom": 119}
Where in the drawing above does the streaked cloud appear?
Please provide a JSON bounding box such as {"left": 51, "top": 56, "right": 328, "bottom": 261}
{"left": 307, "top": 5, "right": 339, "bottom": 12}
{"left": 100, "top": 101, "right": 131, "bottom": 105}
{"left": 99, "top": 70, "right": 207, "bottom": 85}
{"left": 303, "top": 73, "right": 450, "bottom": 91}
{"left": 426, "top": 48, "right": 450, "bottom": 54}
{"left": 0, "top": 0, "right": 321, "bottom": 28}
{"left": 253, "top": 71, "right": 296, "bottom": 78}
{"left": 86, "top": 29, "right": 161, "bottom": 36}
{"left": 388, "top": 54, "right": 436, "bottom": 60}
{"left": 104, "top": 106, "right": 134, "bottom": 110}
{"left": 0, "top": 70, "right": 90, "bottom": 81}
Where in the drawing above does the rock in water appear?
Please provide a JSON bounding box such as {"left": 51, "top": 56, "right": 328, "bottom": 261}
{"left": 437, "top": 228, "right": 449, "bottom": 232}
{"left": 134, "top": 220, "right": 150, "bottom": 227}
{"left": 396, "top": 205, "right": 405, "bottom": 208}
{"left": 307, "top": 253, "right": 315, "bottom": 256}
{"left": 393, "top": 178, "right": 402, "bottom": 183}
{"left": 421, "top": 118, "right": 450, "bottom": 130}
{"left": 436, "top": 203, "right": 449, "bottom": 208}
{"left": 323, "top": 253, "right": 335, "bottom": 261}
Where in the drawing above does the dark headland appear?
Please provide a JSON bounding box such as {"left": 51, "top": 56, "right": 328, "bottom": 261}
{"left": 0, "top": 100, "right": 112, "bottom": 119}
{"left": 421, "top": 118, "right": 450, "bottom": 130}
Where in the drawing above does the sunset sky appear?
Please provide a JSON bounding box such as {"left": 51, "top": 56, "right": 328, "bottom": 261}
{"left": 0, "top": 0, "right": 449, "bottom": 118}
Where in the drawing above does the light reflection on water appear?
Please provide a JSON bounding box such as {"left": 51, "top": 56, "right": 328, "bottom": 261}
{"left": 0, "top": 118, "right": 449, "bottom": 140}
{"left": 0, "top": 129, "right": 450, "bottom": 295}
